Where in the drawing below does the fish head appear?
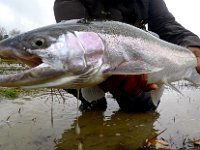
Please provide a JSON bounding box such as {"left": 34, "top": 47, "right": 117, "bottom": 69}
{"left": 0, "top": 23, "right": 105, "bottom": 88}
{"left": 0, "top": 32, "right": 43, "bottom": 67}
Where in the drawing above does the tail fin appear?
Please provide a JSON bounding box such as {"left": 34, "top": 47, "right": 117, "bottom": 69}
{"left": 185, "top": 68, "right": 200, "bottom": 86}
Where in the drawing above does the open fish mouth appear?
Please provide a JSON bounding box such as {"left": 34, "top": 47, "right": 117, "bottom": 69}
{"left": 13, "top": 55, "right": 43, "bottom": 68}
{"left": 0, "top": 44, "right": 42, "bottom": 68}
{"left": 0, "top": 41, "right": 61, "bottom": 88}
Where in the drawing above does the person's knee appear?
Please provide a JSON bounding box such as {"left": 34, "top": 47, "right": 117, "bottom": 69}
{"left": 115, "top": 92, "right": 159, "bottom": 112}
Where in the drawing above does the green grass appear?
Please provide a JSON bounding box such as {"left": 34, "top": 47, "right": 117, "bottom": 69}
{"left": 0, "top": 88, "right": 44, "bottom": 99}
{"left": 0, "top": 88, "right": 19, "bottom": 99}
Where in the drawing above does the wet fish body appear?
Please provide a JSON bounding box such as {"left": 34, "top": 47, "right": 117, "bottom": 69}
{"left": 0, "top": 19, "right": 199, "bottom": 105}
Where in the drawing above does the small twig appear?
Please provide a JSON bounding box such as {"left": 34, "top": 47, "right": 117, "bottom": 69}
{"left": 18, "top": 108, "right": 21, "bottom": 114}
{"left": 52, "top": 89, "right": 60, "bottom": 104}
{"left": 51, "top": 89, "right": 54, "bottom": 128}
{"left": 57, "top": 89, "right": 66, "bottom": 103}
{"left": 31, "top": 117, "right": 36, "bottom": 123}
{"left": 6, "top": 115, "right": 11, "bottom": 121}
{"left": 150, "top": 128, "right": 167, "bottom": 141}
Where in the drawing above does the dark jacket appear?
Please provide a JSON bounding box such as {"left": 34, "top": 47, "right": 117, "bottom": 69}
{"left": 54, "top": 0, "right": 200, "bottom": 48}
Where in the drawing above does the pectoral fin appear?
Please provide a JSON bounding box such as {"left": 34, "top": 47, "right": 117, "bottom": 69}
{"left": 103, "top": 60, "right": 163, "bottom": 75}
{"left": 150, "top": 85, "right": 165, "bottom": 106}
{"left": 81, "top": 86, "right": 105, "bottom": 103}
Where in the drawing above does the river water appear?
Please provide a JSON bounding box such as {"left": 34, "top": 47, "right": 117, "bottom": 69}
{"left": 0, "top": 84, "right": 200, "bottom": 150}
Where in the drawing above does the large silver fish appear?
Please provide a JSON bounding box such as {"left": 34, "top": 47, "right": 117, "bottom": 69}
{"left": 0, "top": 19, "right": 199, "bottom": 105}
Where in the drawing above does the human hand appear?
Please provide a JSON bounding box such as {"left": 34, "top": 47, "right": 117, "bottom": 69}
{"left": 99, "top": 75, "right": 158, "bottom": 98}
{"left": 188, "top": 47, "right": 200, "bottom": 73}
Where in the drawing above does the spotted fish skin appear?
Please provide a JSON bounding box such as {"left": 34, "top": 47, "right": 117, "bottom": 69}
{"left": 0, "top": 19, "right": 199, "bottom": 105}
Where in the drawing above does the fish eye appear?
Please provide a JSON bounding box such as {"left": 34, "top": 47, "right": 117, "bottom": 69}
{"left": 31, "top": 37, "right": 46, "bottom": 48}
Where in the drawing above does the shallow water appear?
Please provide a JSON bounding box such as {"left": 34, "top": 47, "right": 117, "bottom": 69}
{"left": 0, "top": 86, "right": 200, "bottom": 150}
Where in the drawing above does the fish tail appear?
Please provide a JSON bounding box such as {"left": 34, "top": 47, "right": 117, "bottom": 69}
{"left": 185, "top": 68, "right": 200, "bottom": 86}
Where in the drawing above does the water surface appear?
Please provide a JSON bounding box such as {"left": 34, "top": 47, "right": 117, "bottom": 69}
{"left": 0, "top": 86, "right": 200, "bottom": 150}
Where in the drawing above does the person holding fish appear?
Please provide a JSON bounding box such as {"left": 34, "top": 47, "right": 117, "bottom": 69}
{"left": 53, "top": 0, "right": 200, "bottom": 112}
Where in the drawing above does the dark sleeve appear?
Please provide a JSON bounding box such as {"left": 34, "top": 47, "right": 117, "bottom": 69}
{"left": 148, "top": 0, "right": 200, "bottom": 48}
{"left": 53, "top": 0, "right": 89, "bottom": 23}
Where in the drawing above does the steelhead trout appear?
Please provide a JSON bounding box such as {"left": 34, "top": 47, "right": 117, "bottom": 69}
{"left": 0, "top": 19, "right": 199, "bottom": 105}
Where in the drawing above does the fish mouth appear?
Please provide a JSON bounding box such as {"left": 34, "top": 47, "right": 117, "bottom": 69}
{"left": 0, "top": 43, "right": 50, "bottom": 87}
{"left": 0, "top": 35, "right": 44, "bottom": 69}
{"left": 0, "top": 45, "right": 43, "bottom": 68}
{"left": 13, "top": 55, "right": 43, "bottom": 68}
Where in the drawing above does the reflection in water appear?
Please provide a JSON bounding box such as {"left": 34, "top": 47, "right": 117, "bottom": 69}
{"left": 55, "top": 97, "right": 159, "bottom": 150}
